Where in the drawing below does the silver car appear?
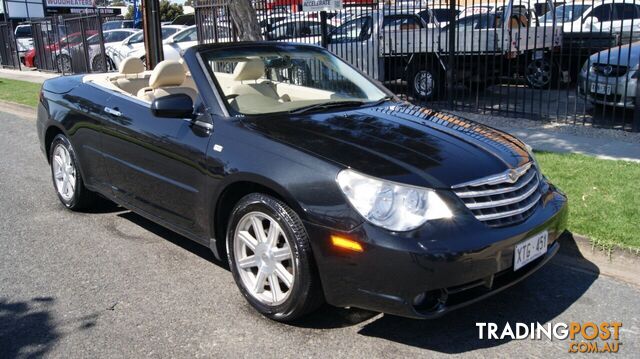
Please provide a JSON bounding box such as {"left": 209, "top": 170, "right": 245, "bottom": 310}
{"left": 578, "top": 41, "right": 639, "bottom": 109}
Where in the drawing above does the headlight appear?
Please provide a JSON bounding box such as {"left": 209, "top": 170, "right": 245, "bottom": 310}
{"left": 581, "top": 60, "right": 591, "bottom": 74}
{"left": 336, "top": 169, "right": 452, "bottom": 232}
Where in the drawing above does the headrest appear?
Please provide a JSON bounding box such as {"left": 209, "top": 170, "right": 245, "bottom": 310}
{"left": 119, "top": 57, "right": 145, "bottom": 74}
{"left": 233, "top": 59, "right": 265, "bottom": 82}
{"left": 178, "top": 58, "right": 190, "bottom": 74}
{"left": 149, "top": 60, "right": 186, "bottom": 89}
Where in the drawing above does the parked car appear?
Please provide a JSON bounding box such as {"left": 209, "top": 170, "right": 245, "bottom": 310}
{"left": 37, "top": 42, "right": 568, "bottom": 322}
{"left": 258, "top": 14, "right": 288, "bottom": 33}
{"left": 578, "top": 41, "right": 639, "bottom": 108}
{"left": 540, "top": 0, "right": 640, "bottom": 33}
{"left": 87, "top": 29, "right": 141, "bottom": 71}
{"left": 265, "top": 19, "right": 336, "bottom": 44}
{"left": 171, "top": 14, "right": 196, "bottom": 26}
{"left": 328, "top": 0, "right": 561, "bottom": 99}
{"left": 105, "top": 25, "right": 186, "bottom": 70}
{"left": 24, "top": 31, "right": 97, "bottom": 68}
{"left": 102, "top": 20, "right": 135, "bottom": 31}
{"left": 14, "top": 24, "right": 34, "bottom": 64}
{"left": 56, "top": 29, "right": 139, "bottom": 73}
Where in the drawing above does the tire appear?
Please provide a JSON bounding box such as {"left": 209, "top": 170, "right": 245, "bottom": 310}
{"left": 525, "top": 57, "right": 558, "bottom": 89}
{"left": 226, "top": 193, "right": 323, "bottom": 322}
{"left": 92, "top": 55, "right": 115, "bottom": 72}
{"left": 56, "top": 54, "right": 72, "bottom": 73}
{"left": 407, "top": 62, "right": 443, "bottom": 101}
{"left": 49, "top": 134, "right": 98, "bottom": 210}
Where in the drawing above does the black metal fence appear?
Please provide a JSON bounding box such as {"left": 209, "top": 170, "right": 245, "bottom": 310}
{"left": 196, "top": 0, "right": 640, "bottom": 132}
{"left": 1, "top": 1, "right": 638, "bottom": 131}
{"left": 0, "top": 22, "right": 21, "bottom": 69}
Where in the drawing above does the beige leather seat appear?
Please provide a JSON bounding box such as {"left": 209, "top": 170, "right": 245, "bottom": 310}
{"left": 229, "top": 59, "right": 280, "bottom": 100}
{"left": 137, "top": 60, "right": 198, "bottom": 102}
{"left": 119, "top": 57, "right": 145, "bottom": 74}
{"left": 114, "top": 57, "right": 148, "bottom": 95}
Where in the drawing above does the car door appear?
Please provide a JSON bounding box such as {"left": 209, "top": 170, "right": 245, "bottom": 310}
{"left": 100, "top": 94, "right": 213, "bottom": 237}
{"left": 586, "top": 3, "right": 614, "bottom": 31}
{"left": 327, "top": 15, "right": 378, "bottom": 79}
{"left": 610, "top": 3, "right": 640, "bottom": 33}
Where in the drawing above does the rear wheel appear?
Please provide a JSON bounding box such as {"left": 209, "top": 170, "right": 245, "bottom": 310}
{"left": 408, "top": 63, "right": 443, "bottom": 101}
{"left": 92, "top": 55, "right": 115, "bottom": 72}
{"left": 525, "top": 57, "right": 558, "bottom": 89}
{"left": 227, "top": 193, "right": 323, "bottom": 322}
{"left": 56, "top": 54, "right": 72, "bottom": 73}
{"left": 49, "top": 134, "right": 97, "bottom": 210}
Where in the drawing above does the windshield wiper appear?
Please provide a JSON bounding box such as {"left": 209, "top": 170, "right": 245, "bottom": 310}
{"left": 366, "top": 95, "right": 395, "bottom": 107}
{"left": 288, "top": 101, "right": 366, "bottom": 115}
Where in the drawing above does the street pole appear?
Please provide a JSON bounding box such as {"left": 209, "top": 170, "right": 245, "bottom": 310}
{"left": 142, "top": 0, "right": 163, "bottom": 69}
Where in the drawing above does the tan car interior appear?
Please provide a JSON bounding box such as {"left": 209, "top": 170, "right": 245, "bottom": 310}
{"left": 84, "top": 56, "right": 345, "bottom": 114}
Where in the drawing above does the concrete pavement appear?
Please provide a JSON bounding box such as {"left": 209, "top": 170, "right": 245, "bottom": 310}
{"left": 0, "top": 68, "right": 58, "bottom": 84}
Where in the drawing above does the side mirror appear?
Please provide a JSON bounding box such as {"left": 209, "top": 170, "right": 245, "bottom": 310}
{"left": 151, "top": 93, "right": 194, "bottom": 118}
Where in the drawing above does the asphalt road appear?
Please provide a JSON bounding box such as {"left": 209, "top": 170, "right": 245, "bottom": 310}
{"left": 1, "top": 109, "right": 639, "bottom": 358}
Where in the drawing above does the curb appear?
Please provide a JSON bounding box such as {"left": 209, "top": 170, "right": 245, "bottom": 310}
{"left": 556, "top": 233, "right": 640, "bottom": 287}
{"left": 0, "top": 100, "right": 36, "bottom": 120}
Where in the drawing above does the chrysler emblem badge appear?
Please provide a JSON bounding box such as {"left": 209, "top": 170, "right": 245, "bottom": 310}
{"left": 508, "top": 170, "right": 519, "bottom": 183}
{"left": 603, "top": 65, "right": 613, "bottom": 76}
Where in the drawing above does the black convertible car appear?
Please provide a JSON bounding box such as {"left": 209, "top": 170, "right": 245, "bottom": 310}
{"left": 37, "top": 42, "right": 568, "bottom": 322}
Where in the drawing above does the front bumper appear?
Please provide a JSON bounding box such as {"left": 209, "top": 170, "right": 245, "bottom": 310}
{"left": 306, "top": 184, "right": 568, "bottom": 319}
{"left": 578, "top": 72, "right": 637, "bottom": 109}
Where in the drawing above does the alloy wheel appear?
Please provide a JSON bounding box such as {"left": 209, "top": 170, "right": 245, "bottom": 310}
{"left": 233, "top": 212, "right": 295, "bottom": 306}
{"left": 414, "top": 70, "right": 434, "bottom": 98}
{"left": 526, "top": 59, "right": 552, "bottom": 89}
{"left": 51, "top": 144, "right": 76, "bottom": 201}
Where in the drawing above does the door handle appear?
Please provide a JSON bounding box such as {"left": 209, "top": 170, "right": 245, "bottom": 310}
{"left": 104, "top": 107, "right": 122, "bottom": 117}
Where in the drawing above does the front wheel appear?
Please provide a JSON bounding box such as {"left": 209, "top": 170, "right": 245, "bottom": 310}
{"left": 49, "top": 134, "right": 98, "bottom": 210}
{"left": 227, "top": 193, "right": 323, "bottom": 322}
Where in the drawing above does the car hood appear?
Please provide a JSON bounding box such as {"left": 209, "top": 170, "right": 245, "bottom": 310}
{"left": 589, "top": 41, "right": 640, "bottom": 68}
{"left": 240, "top": 103, "right": 531, "bottom": 189}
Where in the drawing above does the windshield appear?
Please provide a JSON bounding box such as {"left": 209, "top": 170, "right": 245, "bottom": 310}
{"left": 541, "top": 4, "right": 590, "bottom": 22}
{"left": 200, "top": 46, "right": 389, "bottom": 115}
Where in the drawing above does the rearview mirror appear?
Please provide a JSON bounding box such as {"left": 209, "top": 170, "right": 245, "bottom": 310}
{"left": 151, "top": 93, "right": 194, "bottom": 118}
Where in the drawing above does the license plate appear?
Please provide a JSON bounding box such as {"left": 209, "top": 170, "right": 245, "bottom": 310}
{"left": 590, "top": 82, "right": 612, "bottom": 95}
{"left": 514, "top": 231, "right": 548, "bottom": 271}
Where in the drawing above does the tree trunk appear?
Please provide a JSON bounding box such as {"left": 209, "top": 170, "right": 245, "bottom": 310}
{"left": 227, "top": 0, "right": 262, "bottom": 41}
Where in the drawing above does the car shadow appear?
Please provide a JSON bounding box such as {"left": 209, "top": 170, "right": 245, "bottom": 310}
{"left": 291, "top": 233, "right": 600, "bottom": 353}
{"left": 112, "top": 211, "right": 599, "bottom": 352}
{"left": 353, "top": 232, "right": 600, "bottom": 353}
{"left": 117, "top": 211, "right": 229, "bottom": 270}
{"left": 0, "top": 297, "right": 59, "bottom": 358}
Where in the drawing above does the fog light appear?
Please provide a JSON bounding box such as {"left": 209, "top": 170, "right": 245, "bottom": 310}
{"left": 413, "top": 290, "right": 447, "bottom": 311}
{"left": 412, "top": 292, "right": 426, "bottom": 306}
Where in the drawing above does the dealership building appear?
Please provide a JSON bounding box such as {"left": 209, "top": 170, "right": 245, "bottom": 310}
{"left": 1, "top": 0, "right": 122, "bottom": 21}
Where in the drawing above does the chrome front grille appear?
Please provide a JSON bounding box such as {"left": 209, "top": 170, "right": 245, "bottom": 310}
{"left": 453, "top": 163, "right": 542, "bottom": 227}
{"left": 592, "top": 63, "right": 628, "bottom": 77}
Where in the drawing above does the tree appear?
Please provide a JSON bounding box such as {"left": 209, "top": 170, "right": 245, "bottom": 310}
{"left": 183, "top": 0, "right": 194, "bottom": 7}
{"left": 125, "top": 0, "right": 184, "bottom": 22}
{"left": 159, "top": 0, "right": 184, "bottom": 22}
{"left": 228, "top": 0, "right": 262, "bottom": 41}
